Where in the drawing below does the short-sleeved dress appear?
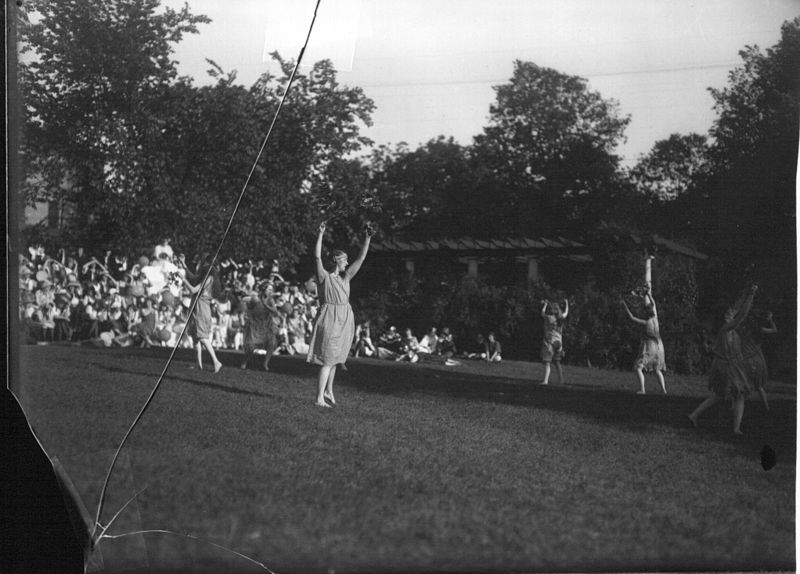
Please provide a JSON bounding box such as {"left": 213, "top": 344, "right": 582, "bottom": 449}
{"left": 634, "top": 316, "right": 666, "bottom": 372}
{"left": 188, "top": 277, "right": 214, "bottom": 340}
{"left": 243, "top": 296, "right": 280, "bottom": 354}
{"left": 709, "top": 328, "right": 752, "bottom": 399}
{"left": 541, "top": 314, "right": 565, "bottom": 362}
{"left": 307, "top": 270, "right": 355, "bottom": 366}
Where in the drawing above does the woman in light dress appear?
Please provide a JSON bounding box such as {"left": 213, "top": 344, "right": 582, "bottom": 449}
{"left": 307, "top": 221, "right": 373, "bottom": 407}
{"left": 622, "top": 285, "right": 667, "bottom": 395}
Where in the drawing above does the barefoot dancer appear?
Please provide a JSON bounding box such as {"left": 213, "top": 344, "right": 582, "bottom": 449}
{"left": 622, "top": 285, "right": 667, "bottom": 395}
{"left": 240, "top": 285, "right": 282, "bottom": 371}
{"left": 182, "top": 259, "right": 223, "bottom": 373}
{"left": 307, "top": 221, "right": 373, "bottom": 407}
{"left": 540, "top": 299, "right": 568, "bottom": 384}
{"left": 688, "top": 284, "right": 758, "bottom": 435}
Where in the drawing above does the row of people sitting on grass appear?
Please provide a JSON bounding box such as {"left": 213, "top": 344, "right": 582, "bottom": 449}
{"left": 350, "top": 324, "right": 502, "bottom": 365}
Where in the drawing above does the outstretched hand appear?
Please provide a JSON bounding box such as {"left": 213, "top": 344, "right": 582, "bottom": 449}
{"left": 319, "top": 221, "right": 327, "bottom": 234}
{"left": 364, "top": 222, "right": 375, "bottom": 237}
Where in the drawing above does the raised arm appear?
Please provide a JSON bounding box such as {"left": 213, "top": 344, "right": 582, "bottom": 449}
{"left": 724, "top": 285, "right": 758, "bottom": 330}
{"left": 761, "top": 311, "right": 778, "bottom": 334}
{"left": 182, "top": 275, "right": 201, "bottom": 294}
{"left": 314, "top": 222, "right": 327, "bottom": 283}
{"left": 540, "top": 301, "right": 548, "bottom": 318}
{"left": 621, "top": 300, "right": 646, "bottom": 325}
{"left": 561, "top": 299, "right": 570, "bottom": 319}
{"left": 344, "top": 223, "right": 374, "bottom": 280}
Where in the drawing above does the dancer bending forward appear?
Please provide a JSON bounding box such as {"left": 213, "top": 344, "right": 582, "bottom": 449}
{"left": 622, "top": 286, "right": 667, "bottom": 394}
{"left": 307, "top": 221, "right": 373, "bottom": 407}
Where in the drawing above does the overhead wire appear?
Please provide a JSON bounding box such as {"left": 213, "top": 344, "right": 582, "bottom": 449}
{"left": 90, "top": 0, "right": 324, "bottom": 549}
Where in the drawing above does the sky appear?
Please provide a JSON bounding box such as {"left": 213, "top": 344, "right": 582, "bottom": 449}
{"left": 110, "top": 1, "right": 800, "bottom": 165}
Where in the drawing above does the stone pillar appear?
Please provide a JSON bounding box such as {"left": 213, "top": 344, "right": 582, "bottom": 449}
{"left": 404, "top": 258, "right": 415, "bottom": 276}
{"left": 527, "top": 257, "right": 539, "bottom": 282}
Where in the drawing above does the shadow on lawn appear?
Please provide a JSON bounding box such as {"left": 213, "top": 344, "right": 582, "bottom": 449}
{"left": 90, "top": 361, "right": 285, "bottom": 401}
{"left": 125, "top": 348, "right": 796, "bottom": 464}
{"left": 340, "top": 359, "right": 797, "bottom": 464}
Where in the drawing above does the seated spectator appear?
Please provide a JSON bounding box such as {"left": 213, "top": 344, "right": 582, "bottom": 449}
{"left": 287, "top": 309, "right": 309, "bottom": 355}
{"left": 417, "top": 327, "right": 439, "bottom": 355}
{"left": 438, "top": 327, "right": 457, "bottom": 358}
{"left": 395, "top": 328, "right": 420, "bottom": 363}
{"left": 484, "top": 331, "right": 502, "bottom": 363}
{"left": 52, "top": 298, "right": 73, "bottom": 342}
{"left": 353, "top": 322, "right": 376, "bottom": 358}
{"left": 462, "top": 333, "right": 487, "bottom": 360}
{"left": 378, "top": 325, "right": 402, "bottom": 353}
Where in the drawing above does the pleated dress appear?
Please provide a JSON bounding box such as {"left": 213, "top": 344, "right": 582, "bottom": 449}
{"left": 307, "top": 270, "right": 355, "bottom": 366}
{"left": 634, "top": 316, "right": 666, "bottom": 372}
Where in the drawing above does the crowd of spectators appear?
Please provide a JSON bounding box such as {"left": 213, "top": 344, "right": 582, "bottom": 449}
{"left": 17, "top": 239, "right": 503, "bottom": 366}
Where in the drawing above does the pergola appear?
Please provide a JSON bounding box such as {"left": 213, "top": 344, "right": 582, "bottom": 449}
{"left": 368, "top": 233, "right": 707, "bottom": 281}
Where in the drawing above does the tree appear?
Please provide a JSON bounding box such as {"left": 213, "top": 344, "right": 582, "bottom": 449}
{"left": 18, "top": 0, "right": 376, "bottom": 269}
{"left": 369, "top": 137, "right": 481, "bottom": 238}
{"left": 629, "top": 133, "right": 710, "bottom": 203}
{"left": 472, "top": 61, "right": 631, "bottom": 236}
{"left": 704, "top": 18, "right": 798, "bottom": 284}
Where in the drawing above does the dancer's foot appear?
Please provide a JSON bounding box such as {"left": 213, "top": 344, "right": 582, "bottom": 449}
{"left": 324, "top": 392, "right": 336, "bottom": 405}
{"left": 263, "top": 360, "right": 270, "bottom": 372}
{"left": 315, "top": 400, "right": 331, "bottom": 408}
{"left": 733, "top": 429, "right": 743, "bottom": 436}
{"left": 240, "top": 363, "right": 247, "bottom": 370}
{"left": 688, "top": 414, "right": 698, "bottom": 428}
{"left": 636, "top": 390, "right": 646, "bottom": 395}
{"left": 213, "top": 361, "right": 222, "bottom": 373}
{"left": 539, "top": 381, "right": 549, "bottom": 385}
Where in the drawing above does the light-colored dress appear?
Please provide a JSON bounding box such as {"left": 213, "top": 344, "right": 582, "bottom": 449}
{"left": 188, "top": 277, "right": 214, "bottom": 340}
{"left": 634, "top": 316, "right": 666, "bottom": 372}
{"left": 709, "top": 328, "right": 752, "bottom": 399}
{"left": 541, "top": 314, "right": 565, "bottom": 362}
{"left": 307, "top": 271, "right": 355, "bottom": 366}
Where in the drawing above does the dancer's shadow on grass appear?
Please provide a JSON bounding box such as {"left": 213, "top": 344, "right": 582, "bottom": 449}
{"left": 90, "top": 362, "right": 284, "bottom": 401}
{"left": 340, "top": 359, "right": 796, "bottom": 461}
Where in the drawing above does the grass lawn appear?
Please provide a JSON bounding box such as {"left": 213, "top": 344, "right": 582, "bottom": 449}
{"left": 14, "top": 344, "right": 796, "bottom": 573}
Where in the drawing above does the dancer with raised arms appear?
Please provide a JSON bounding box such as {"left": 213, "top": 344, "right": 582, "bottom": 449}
{"left": 622, "top": 284, "right": 667, "bottom": 395}
{"left": 307, "top": 221, "right": 374, "bottom": 407}
{"left": 688, "top": 284, "right": 759, "bottom": 435}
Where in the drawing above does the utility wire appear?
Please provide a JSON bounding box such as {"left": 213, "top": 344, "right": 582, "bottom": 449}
{"left": 90, "top": 0, "right": 323, "bottom": 548}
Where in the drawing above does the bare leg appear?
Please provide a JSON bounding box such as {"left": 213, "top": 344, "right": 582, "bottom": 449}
{"left": 541, "top": 362, "right": 551, "bottom": 384}
{"left": 757, "top": 387, "right": 769, "bottom": 410}
{"left": 263, "top": 336, "right": 278, "bottom": 372}
{"left": 241, "top": 349, "right": 251, "bottom": 369}
{"left": 555, "top": 361, "right": 564, "bottom": 384}
{"left": 316, "top": 365, "right": 333, "bottom": 407}
{"left": 656, "top": 370, "right": 667, "bottom": 394}
{"left": 688, "top": 395, "right": 721, "bottom": 427}
{"left": 732, "top": 395, "right": 745, "bottom": 434}
{"left": 635, "top": 368, "right": 646, "bottom": 394}
{"left": 196, "top": 342, "right": 203, "bottom": 370}
{"left": 201, "top": 338, "right": 222, "bottom": 372}
{"left": 324, "top": 365, "right": 338, "bottom": 404}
